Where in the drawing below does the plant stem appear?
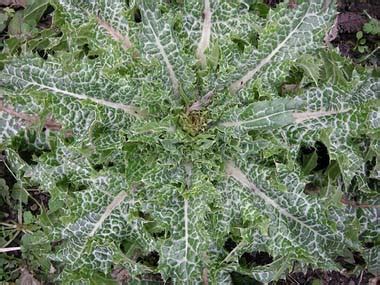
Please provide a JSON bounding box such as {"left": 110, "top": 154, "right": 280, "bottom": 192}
{"left": 0, "top": 246, "right": 21, "bottom": 253}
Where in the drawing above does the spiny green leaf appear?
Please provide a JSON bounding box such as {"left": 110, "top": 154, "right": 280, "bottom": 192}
{"left": 0, "top": 0, "right": 378, "bottom": 283}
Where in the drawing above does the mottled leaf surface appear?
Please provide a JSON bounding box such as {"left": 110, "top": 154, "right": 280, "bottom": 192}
{"left": 0, "top": 0, "right": 379, "bottom": 284}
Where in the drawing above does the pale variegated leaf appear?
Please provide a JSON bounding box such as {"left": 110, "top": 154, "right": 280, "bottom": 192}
{"left": 0, "top": 0, "right": 378, "bottom": 283}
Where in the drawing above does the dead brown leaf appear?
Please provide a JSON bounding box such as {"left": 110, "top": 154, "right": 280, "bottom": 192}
{"left": 111, "top": 266, "right": 131, "bottom": 284}
{"left": 19, "top": 267, "right": 41, "bottom": 285}
{"left": 324, "top": 17, "right": 339, "bottom": 44}
{"left": 0, "top": 0, "right": 26, "bottom": 8}
{"left": 369, "top": 277, "right": 379, "bottom": 285}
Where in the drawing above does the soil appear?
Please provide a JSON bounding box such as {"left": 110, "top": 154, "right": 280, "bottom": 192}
{"left": 275, "top": 269, "right": 375, "bottom": 285}
{"left": 330, "top": 0, "right": 380, "bottom": 63}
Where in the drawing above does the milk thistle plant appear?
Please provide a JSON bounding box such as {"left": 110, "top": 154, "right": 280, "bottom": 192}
{"left": 0, "top": 0, "right": 379, "bottom": 283}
